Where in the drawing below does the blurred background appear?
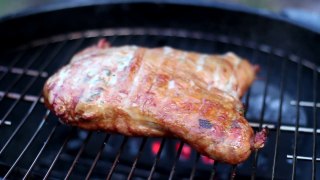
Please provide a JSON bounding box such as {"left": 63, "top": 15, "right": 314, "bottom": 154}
{"left": 0, "top": 0, "right": 320, "bottom": 16}
{"left": 0, "top": 0, "right": 320, "bottom": 31}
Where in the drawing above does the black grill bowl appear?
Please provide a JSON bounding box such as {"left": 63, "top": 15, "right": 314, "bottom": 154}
{"left": 0, "top": 1, "right": 319, "bottom": 179}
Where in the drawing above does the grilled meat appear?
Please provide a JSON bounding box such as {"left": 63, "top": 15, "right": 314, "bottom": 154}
{"left": 43, "top": 39, "right": 267, "bottom": 164}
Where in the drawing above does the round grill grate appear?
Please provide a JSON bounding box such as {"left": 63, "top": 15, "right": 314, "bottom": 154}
{"left": 0, "top": 27, "right": 319, "bottom": 179}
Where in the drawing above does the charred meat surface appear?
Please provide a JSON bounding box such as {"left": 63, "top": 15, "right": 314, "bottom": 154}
{"left": 43, "top": 39, "right": 267, "bottom": 164}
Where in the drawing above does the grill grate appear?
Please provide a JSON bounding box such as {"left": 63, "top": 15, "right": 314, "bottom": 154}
{"left": 0, "top": 27, "right": 319, "bottom": 179}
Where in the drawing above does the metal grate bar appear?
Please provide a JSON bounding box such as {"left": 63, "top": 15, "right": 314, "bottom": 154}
{"left": 170, "top": 34, "right": 202, "bottom": 180}
{"left": 311, "top": 66, "right": 318, "bottom": 180}
{"left": 167, "top": 29, "right": 194, "bottom": 180}
{"left": 290, "top": 101, "right": 320, "bottom": 108}
{"left": 127, "top": 137, "right": 148, "bottom": 180}
{"left": 228, "top": 63, "right": 254, "bottom": 180}
{"left": 0, "top": 65, "right": 48, "bottom": 77}
{"left": 64, "top": 132, "right": 93, "bottom": 180}
{"left": 271, "top": 56, "right": 288, "bottom": 179}
{"left": 244, "top": 89, "right": 252, "bottom": 117}
{"left": 22, "top": 32, "right": 84, "bottom": 49}
{"left": 228, "top": 46, "right": 255, "bottom": 179}
{"left": 267, "top": 124, "right": 320, "bottom": 134}
{"left": 189, "top": 153, "right": 200, "bottom": 180}
{"left": 43, "top": 128, "right": 75, "bottom": 179}
{"left": 209, "top": 162, "right": 216, "bottom": 180}
{"left": 168, "top": 141, "right": 184, "bottom": 180}
{"left": 0, "top": 91, "right": 44, "bottom": 103}
{"left": 229, "top": 165, "right": 237, "bottom": 180}
{"left": 1, "top": 120, "right": 11, "bottom": 126}
{"left": 251, "top": 52, "right": 272, "bottom": 179}
{"left": 106, "top": 137, "right": 129, "bottom": 180}
{"left": 280, "top": 126, "right": 320, "bottom": 134}
{"left": 3, "top": 111, "right": 49, "bottom": 179}
{"left": 85, "top": 134, "right": 111, "bottom": 180}
{"left": 148, "top": 138, "right": 166, "bottom": 180}
{"left": 292, "top": 58, "right": 302, "bottom": 180}
{"left": 83, "top": 36, "right": 119, "bottom": 180}
{"left": 286, "top": 155, "right": 320, "bottom": 161}
{"left": 0, "top": 45, "right": 46, "bottom": 103}
{"left": 22, "top": 123, "right": 60, "bottom": 180}
{"left": 0, "top": 50, "right": 25, "bottom": 82}
{"left": 244, "top": 37, "right": 260, "bottom": 117}
{"left": 246, "top": 121, "right": 292, "bottom": 130}
{"left": 103, "top": 34, "right": 133, "bottom": 180}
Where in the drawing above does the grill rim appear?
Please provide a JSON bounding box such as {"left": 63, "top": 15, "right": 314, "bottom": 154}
{"left": 0, "top": 0, "right": 320, "bottom": 60}
{"left": 1, "top": 0, "right": 319, "bottom": 35}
